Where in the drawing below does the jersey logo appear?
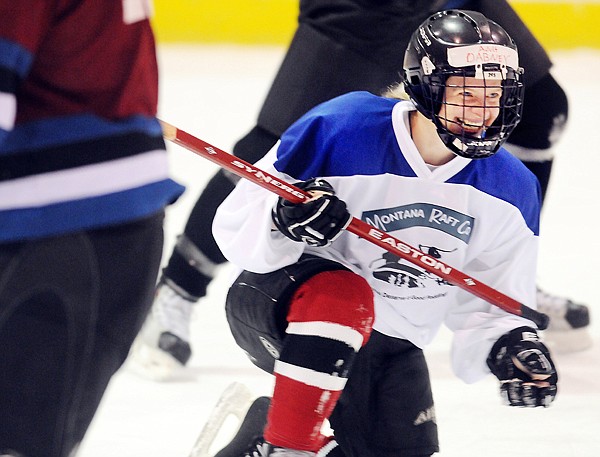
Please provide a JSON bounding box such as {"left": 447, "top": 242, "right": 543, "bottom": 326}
{"left": 259, "top": 336, "right": 280, "bottom": 359}
{"left": 370, "top": 250, "right": 452, "bottom": 289}
{"left": 122, "top": 0, "right": 153, "bottom": 24}
{"left": 362, "top": 203, "right": 474, "bottom": 243}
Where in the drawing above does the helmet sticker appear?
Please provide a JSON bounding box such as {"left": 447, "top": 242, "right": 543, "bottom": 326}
{"left": 421, "top": 56, "right": 436, "bottom": 75}
{"left": 419, "top": 27, "right": 432, "bottom": 46}
{"left": 483, "top": 71, "right": 502, "bottom": 80}
{"left": 447, "top": 44, "right": 519, "bottom": 70}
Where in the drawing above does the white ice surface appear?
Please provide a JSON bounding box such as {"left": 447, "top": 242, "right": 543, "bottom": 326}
{"left": 77, "top": 46, "right": 600, "bottom": 457}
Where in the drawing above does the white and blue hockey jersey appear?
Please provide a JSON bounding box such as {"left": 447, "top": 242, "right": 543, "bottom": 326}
{"left": 213, "top": 91, "right": 542, "bottom": 383}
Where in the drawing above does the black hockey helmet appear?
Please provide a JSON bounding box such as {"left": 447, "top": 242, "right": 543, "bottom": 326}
{"left": 401, "top": 10, "right": 524, "bottom": 159}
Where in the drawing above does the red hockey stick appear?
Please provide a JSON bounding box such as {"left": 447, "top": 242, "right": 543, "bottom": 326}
{"left": 160, "top": 120, "right": 549, "bottom": 330}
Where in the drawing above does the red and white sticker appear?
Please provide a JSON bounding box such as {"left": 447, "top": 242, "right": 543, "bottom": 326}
{"left": 447, "top": 44, "right": 518, "bottom": 70}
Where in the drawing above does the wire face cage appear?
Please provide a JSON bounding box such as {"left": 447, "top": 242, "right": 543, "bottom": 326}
{"left": 420, "top": 69, "right": 524, "bottom": 159}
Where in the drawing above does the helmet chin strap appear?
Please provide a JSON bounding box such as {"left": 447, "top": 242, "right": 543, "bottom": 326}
{"left": 435, "top": 123, "right": 501, "bottom": 159}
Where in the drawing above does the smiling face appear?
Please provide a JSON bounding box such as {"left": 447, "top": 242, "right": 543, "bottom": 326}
{"left": 438, "top": 76, "right": 503, "bottom": 138}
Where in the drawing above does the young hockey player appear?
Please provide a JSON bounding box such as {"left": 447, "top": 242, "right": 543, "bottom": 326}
{"left": 211, "top": 10, "right": 558, "bottom": 457}
{"left": 133, "top": 0, "right": 589, "bottom": 379}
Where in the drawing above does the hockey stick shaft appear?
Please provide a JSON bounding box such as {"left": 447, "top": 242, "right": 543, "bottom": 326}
{"left": 160, "top": 120, "right": 549, "bottom": 330}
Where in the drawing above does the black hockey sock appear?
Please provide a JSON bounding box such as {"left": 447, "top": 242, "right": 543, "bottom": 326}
{"left": 161, "top": 250, "right": 213, "bottom": 300}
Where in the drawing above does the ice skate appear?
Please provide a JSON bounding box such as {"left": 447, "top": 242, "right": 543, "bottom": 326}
{"left": 537, "top": 286, "right": 592, "bottom": 353}
{"left": 128, "top": 280, "right": 194, "bottom": 380}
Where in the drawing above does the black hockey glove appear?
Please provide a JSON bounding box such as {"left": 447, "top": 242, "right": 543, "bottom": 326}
{"left": 272, "top": 178, "right": 351, "bottom": 247}
{"left": 487, "top": 326, "right": 558, "bottom": 407}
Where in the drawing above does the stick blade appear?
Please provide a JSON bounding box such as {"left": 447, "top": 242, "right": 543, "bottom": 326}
{"left": 159, "top": 119, "right": 178, "bottom": 141}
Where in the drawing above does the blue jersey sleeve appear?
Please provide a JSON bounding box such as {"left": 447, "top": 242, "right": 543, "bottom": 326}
{"left": 273, "top": 91, "right": 411, "bottom": 180}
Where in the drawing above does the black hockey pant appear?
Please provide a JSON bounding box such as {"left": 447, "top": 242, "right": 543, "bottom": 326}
{"left": 0, "top": 213, "right": 164, "bottom": 457}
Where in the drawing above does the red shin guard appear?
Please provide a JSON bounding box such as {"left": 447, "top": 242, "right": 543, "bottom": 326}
{"left": 265, "top": 270, "right": 374, "bottom": 451}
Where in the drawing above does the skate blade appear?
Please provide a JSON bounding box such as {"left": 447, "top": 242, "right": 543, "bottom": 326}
{"left": 189, "top": 383, "right": 255, "bottom": 457}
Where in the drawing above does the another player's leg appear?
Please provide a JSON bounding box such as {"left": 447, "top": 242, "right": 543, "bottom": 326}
{"left": 0, "top": 214, "right": 163, "bottom": 457}
{"left": 470, "top": 0, "right": 592, "bottom": 351}
{"left": 0, "top": 235, "right": 100, "bottom": 457}
{"left": 130, "top": 127, "right": 279, "bottom": 379}
{"left": 503, "top": 73, "right": 591, "bottom": 352}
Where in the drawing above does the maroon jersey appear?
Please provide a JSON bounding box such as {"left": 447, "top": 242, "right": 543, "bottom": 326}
{"left": 0, "top": 0, "right": 184, "bottom": 242}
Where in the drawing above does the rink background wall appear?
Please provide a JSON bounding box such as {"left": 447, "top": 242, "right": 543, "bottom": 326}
{"left": 152, "top": 0, "right": 600, "bottom": 49}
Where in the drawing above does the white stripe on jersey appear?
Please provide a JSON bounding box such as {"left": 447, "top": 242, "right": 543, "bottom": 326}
{"left": 122, "top": 0, "right": 154, "bottom": 24}
{"left": 0, "top": 92, "right": 16, "bottom": 130}
{"left": 0, "top": 150, "right": 169, "bottom": 209}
